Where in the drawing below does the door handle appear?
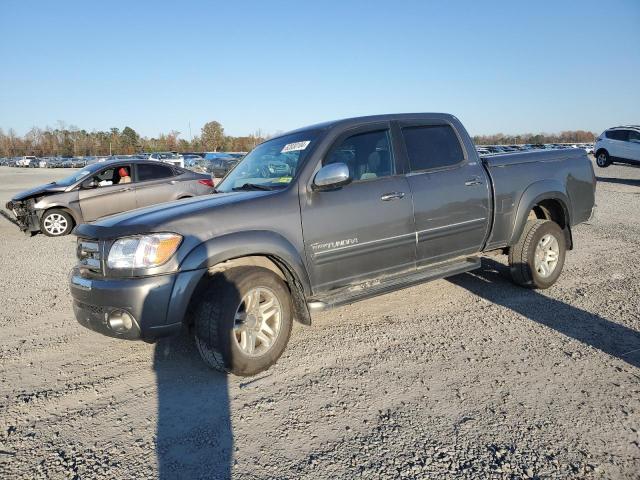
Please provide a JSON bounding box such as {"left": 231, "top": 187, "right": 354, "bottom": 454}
{"left": 465, "top": 177, "right": 483, "bottom": 186}
{"left": 380, "top": 192, "right": 405, "bottom": 201}
{"left": 121, "top": 187, "right": 132, "bottom": 192}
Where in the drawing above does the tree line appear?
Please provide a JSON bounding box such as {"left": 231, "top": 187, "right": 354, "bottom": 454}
{"left": 0, "top": 121, "right": 266, "bottom": 157}
{"left": 0, "top": 122, "right": 598, "bottom": 157}
{"left": 473, "top": 130, "right": 596, "bottom": 146}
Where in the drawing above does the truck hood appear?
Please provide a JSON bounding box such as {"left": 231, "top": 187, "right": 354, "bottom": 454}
{"left": 74, "top": 190, "right": 274, "bottom": 239}
{"left": 11, "top": 183, "right": 67, "bottom": 201}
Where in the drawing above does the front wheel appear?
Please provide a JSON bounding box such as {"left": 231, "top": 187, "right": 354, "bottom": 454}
{"left": 508, "top": 219, "right": 566, "bottom": 289}
{"left": 595, "top": 150, "right": 610, "bottom": 168}
{"left": 41, "top": 209, "right": 74, "bottom": 237}
{"left": 193, "top": 267, "right": 293, "bottom": 376}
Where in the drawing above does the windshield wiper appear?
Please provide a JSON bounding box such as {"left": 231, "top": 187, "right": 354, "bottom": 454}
{"left": 232, "top": 183, "right": 280, "bottom": 191}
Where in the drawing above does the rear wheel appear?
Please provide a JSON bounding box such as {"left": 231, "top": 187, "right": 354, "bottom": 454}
{"left": 193, "top": 267, "right": 293, "bottom": 376}
{"left": 595, "top": 150, "right": 610, "bottom": 168}
{"left": 41, "top": 209, "right": 74, "bottom": 237}
{"left": 508, "top": 219, "right": 566, "bottom": 289}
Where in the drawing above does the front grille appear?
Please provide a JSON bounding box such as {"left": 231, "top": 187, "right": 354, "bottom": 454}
{"left": 77, "top": 239, "right": 104, "bottom": 276}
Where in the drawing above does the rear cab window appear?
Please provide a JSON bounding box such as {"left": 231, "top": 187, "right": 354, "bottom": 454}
{"left": 401, "top": 125, "right": 464, "bottom": 172}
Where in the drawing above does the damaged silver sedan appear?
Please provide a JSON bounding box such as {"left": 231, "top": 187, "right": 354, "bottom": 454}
{"left": 6, "top": 159, "right": 215, "bottom": 236}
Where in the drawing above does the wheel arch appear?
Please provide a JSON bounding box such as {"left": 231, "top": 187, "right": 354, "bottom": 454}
{"left": 510, "top": 181, "right": 573, "bottom": 250}
{"left": 180, "top": 231, "right": 312, "bottom": 325}
{"left": 40, "top": 205, "right": 79, "bottom": 226}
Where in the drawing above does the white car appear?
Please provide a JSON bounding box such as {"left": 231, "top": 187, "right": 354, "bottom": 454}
{"left": 17, "top": 155, "right": 37, "bottom": 167}
{"left": 149, "top": 152, "right": 184, "bottom": 168}
{"left": 594, "top": 126, "right": 640, "bottom": 168}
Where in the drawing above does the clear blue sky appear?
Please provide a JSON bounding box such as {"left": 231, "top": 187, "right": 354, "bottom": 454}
{"left": 1, "top": 0, "right": 638, "bottom": 138}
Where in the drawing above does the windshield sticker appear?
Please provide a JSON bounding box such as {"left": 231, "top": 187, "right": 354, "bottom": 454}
{"left": 281, "top": 141, "right": 310, "bottom": 153}
{"left": 276, "top": 177, "right": 292, "bottom": 183}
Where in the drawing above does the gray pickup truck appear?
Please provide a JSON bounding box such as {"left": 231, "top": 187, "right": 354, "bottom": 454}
{"left": 69, "top": 113, "right": 596, "bottom": 376}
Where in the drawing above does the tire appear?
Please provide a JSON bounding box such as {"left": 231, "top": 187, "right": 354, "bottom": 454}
{"left": 41, "top": 209, "right": 74, "bottom": 237}
{"left": 595, "top": 150, "right": 611, "bottom": 168}
{"left": 508, "top": 219, "right": 566, "bottom": 289}
{"left": 193, "top": 267, "right": 293, "bottom": 376}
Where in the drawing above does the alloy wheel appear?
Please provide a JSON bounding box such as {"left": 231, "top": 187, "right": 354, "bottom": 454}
{"left": 233, "top": 287, "right": 282, "bottom": 356}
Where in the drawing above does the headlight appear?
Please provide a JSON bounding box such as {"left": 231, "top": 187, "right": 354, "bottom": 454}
{"left": 107, "top": 233, "right": 182, "bottom": 269}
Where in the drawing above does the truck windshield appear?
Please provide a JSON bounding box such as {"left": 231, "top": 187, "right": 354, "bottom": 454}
{"left": 216, "top": 131, "right": 319, "bottom": 193}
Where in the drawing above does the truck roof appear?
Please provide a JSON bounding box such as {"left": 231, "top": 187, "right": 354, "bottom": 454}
{"left": 276, "top": 112, "right": 457, "bottom": 139}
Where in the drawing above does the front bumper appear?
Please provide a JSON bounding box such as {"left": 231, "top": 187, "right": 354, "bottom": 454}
{"left": 69, "top": 267, "right": 206, "bottom": 341}
{"left": 5, "top": 200, "right": 40, "bottom": 233}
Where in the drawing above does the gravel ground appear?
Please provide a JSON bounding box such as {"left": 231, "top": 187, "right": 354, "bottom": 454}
{"left": 0, "top": 162, "right": 639, "bottom": 479}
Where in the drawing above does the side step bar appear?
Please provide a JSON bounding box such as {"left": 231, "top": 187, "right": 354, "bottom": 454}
{"left": 308, "top": 256, "right": 481, "bottom": 312}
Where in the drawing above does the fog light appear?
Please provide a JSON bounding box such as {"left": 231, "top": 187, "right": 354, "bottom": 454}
{"left": 107, "top": 310, "right": 134, "bottom": 333}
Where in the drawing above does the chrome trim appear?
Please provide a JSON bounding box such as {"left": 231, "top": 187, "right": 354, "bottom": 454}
{"left": 313, "top": 231, "right": 415, "bottom": 257}
{"left": 311, "top": 218, "right": 487, "bottom": 260}
{"left": 71, "top": 275, "right": 92, "bottom": 291}
{"left": 380, "top": 192, "right": 405, "bottom": 201}
{"left": 416, "top": 217, "right": 486, "bottom": 235}
{"left": 80, "top": 258, "right": 101, "bottom": 269}
{"left": 313, "top": 163, "right": 351, "bottom": 189}
{"left": 77, "top": 238, "right": 104, "bottom": 275}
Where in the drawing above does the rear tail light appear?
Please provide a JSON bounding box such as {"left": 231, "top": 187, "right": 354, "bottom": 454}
{"left": 199, "top": 179, "right": 214, "bottom": 187}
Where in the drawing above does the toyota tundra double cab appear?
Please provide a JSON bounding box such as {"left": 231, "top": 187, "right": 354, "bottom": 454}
{"left": 69, "top": 113, "right": 596, "bottom": 376}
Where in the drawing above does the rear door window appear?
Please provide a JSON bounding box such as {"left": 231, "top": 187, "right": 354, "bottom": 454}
{"left": 628, "top": 130, "right": 640, "bottom": 143}
{"left": 137, "top": 163, "right": 175, "bottom": 181}
{"left": 402, "top": 125, "right": 464, "bottom": 172}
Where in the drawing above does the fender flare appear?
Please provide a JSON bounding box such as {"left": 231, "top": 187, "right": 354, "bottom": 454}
{"left": 178, "top": 230, "right": 312, "bottom": 325}
{"left": 509, "top": 180, "right": 572, "bottom": 246}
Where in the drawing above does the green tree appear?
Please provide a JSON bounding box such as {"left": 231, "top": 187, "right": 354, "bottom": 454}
{"left": 201, "top": 121, "right": 224, "bottom": 152}
{"left": 120, "top": 126, "right": 140, "bottom": 153}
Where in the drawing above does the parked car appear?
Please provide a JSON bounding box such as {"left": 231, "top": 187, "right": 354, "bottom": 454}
{"left": 72, "top": 157, "right": 87, "bottom": 168}
{"left": 181, "top": 154, "right": 204, "bottom": 168}
{"left": 208, "top": 157, "right": 239, "bottom": 178}
{"left": 594, "top": 126, "right": 640, "bottom": 168}
{"left": 149, "top": 152, "right": 184, "bottom": 168}
{"left": 68, "top": 113, "right": 596, "bottom": 376}
{"left": 17, "top": 156, "right": 38, "bottom": 167}
{"left": 5, "top": 159, "right": 215, "bottom": 237}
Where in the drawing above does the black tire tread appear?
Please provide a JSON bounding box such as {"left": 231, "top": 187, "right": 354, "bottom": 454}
{"left": 192, "top": 267, "right": 293, "bottom": 376}
{"left": 509, "top": 219, "right": 549, "bottom": 287}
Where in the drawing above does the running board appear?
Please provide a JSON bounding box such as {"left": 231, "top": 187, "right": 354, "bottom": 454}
{"left": 308, "top": 256, "right": 481, "bottom": 312}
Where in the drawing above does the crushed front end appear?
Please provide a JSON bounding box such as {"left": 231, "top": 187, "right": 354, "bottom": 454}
{"left": 5, "top": 199, "right": 40, "bottom": 234}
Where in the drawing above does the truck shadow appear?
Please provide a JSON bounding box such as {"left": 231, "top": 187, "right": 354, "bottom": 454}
{"left": 595, "top": 176, "right": 640, "bottom": 187}
{"left": 449, "top": 258, "right": 640, "bottom": 369}
{"left": 153, "top": 331, "right": 233, "bottom": 479}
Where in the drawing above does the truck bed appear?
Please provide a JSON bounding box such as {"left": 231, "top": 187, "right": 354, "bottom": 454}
{"left": 481, "top": 149, "right": 596, "bottom": 250}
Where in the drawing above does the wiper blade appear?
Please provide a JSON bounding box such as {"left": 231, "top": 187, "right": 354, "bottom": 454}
{"left": 232, "top": 183, "right": 279, "bottom": 191}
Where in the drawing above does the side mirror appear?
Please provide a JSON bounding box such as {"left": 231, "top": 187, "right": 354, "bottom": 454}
{"left": 81, "top": 178, "right": 97, "bottom": 189}
{"left": 313, "top": 163, "right": 351, "bottom": 191}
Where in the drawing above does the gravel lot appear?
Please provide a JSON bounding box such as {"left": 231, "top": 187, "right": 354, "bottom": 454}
{"left": 0, "top": 162, "right": 639, "bottom": 479}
